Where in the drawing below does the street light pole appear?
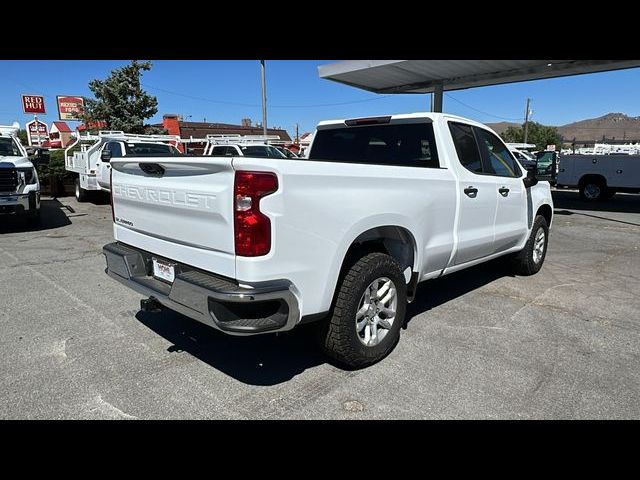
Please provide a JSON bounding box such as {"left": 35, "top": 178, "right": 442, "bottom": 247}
{"left": 260, "top": 60, "right": 267, "bottom": 137}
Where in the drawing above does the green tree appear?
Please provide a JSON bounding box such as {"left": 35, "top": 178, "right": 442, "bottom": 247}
{"left": 501, "top": 125, "right": 523, "bottom": 143}
{"left": 16, "top": 129, "right": 28, "bottom": 145}
{"left": 499, "top": 122, "right": 563, "bottom": 151}
{"left": 80, "top": 60, "right": 159, "bottom": 134}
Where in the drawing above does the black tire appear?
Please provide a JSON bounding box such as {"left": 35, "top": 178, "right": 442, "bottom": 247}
{"left": 579, "top": 179, "right": 605, "bottom": 201}
{"left": 75, "top": 178, "right": 88, "bottom": 202}
{"left": 511, "top": 215, "right": 549, "bottom": 276}
{"left": 318, "top": 252, "right": 407, "bottom": 369}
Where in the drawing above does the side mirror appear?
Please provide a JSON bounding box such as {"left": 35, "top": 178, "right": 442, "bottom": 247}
{"left": 101, "top": 149, "right": 112, "bottom": 162}
{"left": 523, "top": 167, "right": 538, "bottom": 188}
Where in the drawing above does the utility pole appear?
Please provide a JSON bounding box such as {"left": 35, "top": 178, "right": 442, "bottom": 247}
{"left": 523, "top": 98, "right": 531, "bottom": 144}
{"left": 260, "top": 60, "right": 267, "bottom": 137}
{"left": 295, "top": 123, "right": 299, "bottom": 143}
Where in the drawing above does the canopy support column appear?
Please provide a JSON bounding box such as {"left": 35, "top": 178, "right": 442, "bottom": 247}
{"left": 430, "top": 83, "right": 444, "bottom": 112}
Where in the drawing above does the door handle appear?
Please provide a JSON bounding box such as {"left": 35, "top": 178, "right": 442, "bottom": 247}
{"left": 617, "top": 169, "right": 623, "bottom": 174}
{"left": 464, "top": 187, "right": 478, "bottom": 198}
{"left": 498, "top": 187, "right": 510, "bottom": 197}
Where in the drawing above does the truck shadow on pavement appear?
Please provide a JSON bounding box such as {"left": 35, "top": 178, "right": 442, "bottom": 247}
{"left": 135, "top": 257, "right": 517, "bottom": 385}
{"left": 406, "top": 257, "right": 514, "bottom": 326}
{"left": 552, "top": 190, "right": 640, "bottom": 227}
{"left": 552, "top": 189, "right": 640, "bottom": 215}
{"left": 0, "top": 198, "right": 74, "bottom": 234}
{"left": 135, "top": 310, "right": 327, "bottom": 386}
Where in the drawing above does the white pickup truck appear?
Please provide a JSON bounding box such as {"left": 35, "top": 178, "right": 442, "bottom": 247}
{"left": 1, "top": 123, "right": 47, "bottom": 224}
{"left": 103, "top": 113, "right": 554, "bottom": 368}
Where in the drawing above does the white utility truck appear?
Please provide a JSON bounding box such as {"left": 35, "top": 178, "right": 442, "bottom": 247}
{"left": 0, "top": 123, "right": 48, "bottom": 224}
{"left": 202, "top": 134, "right": 288, "bottom": 159}
{"left": 103, "top": 113, "right": 554, "bottom": 368}
{"left": 556, "top": 153, "right": 640, "bottom": 200}
{"left": 65, "top": 131, "right": 183, "bottom": 202}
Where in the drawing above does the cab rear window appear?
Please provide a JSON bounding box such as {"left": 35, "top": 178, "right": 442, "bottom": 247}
{"left": 308, "top": 123, "right": 440, "bottom": 168}
{"left": 124, "top": 143, "right": 181, "bottom": 156}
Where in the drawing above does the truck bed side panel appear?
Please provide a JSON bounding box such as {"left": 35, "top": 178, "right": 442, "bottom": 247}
{"left": 233, "top": 157, "right": 457, "bottom": 316}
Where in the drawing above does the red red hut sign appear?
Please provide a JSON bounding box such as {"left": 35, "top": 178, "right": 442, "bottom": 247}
{"left": 57, "top": 96, "right": 84, "bottom": 121}
{"left": 22, "top": 95, "right": 46, "bottom": 114}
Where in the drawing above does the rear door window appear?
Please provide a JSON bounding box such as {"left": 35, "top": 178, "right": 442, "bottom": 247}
{"left": 308, "top": 122, "right": 440, "bottom": 168}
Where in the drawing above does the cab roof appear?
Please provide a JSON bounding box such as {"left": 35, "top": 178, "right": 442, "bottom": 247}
{"left": 316, "top": 112, "right": 494, "bottom": 131}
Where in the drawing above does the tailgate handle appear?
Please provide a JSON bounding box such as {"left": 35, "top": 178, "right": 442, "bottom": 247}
{"left": 139, "top": 163, "right": 165, "bottom": 176}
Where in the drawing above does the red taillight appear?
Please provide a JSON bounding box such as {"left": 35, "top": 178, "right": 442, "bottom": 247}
{"left": 234, "top": 171, "right": 278, "bottom": 257}
{"left": 110, "top": 167, "right": 115, "bottom": 223}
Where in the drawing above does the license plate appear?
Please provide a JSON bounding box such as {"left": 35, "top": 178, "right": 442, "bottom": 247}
{"left": 152, "top": 258, "right": 175, "bottom": 283}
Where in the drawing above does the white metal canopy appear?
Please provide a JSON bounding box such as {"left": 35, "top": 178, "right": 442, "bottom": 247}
{"left": 318, "top": 60, "right": 640, "bottom": 112}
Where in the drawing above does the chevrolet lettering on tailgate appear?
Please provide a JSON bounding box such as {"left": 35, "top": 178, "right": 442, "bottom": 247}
{"left": 113, "top": 184, "right": 217, "bottom": 211}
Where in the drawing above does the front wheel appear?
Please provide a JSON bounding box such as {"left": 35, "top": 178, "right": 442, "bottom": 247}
{"left": 318, "top": 252, "right": 407, "bottom": 368}
{"left": 511, "top": 215, "right": 549, "bottom": 276}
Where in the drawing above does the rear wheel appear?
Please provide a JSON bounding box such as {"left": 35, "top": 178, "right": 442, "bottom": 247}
{"left": 318, "top": 252, "right": 407, "bottom": 368}
{"left": 75, "top": 178, "right": 88, "bottom": 202}
{"left": 579, "top": 179, "right": 605, "bottom": 201}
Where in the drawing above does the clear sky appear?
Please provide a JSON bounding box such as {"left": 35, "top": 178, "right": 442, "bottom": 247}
{"left": 2, "top": 60, "right": 640, "bottom": 137}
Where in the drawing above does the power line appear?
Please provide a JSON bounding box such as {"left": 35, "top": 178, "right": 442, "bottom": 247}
{"left": 142, "top": 83, "right": 393, "bottom": 108}
{"left": 444, "top": 93, "right": 523, "bottom": 121}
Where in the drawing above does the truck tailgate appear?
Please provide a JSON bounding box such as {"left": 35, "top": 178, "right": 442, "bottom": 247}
{"left": 110, "top": 158, "right": 236, "bottom": 278}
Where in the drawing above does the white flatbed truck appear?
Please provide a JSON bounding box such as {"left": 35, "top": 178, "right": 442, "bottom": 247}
{"left": 64, "top": 131, "right": 183, "bottom": 202}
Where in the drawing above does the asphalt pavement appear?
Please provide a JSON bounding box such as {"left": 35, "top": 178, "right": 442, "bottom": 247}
{"left": 1, "top": 189, "right": 639, "bottom": 419}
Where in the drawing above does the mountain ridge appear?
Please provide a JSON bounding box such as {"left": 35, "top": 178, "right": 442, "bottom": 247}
{"left": 487, "top": 113, "right": 640, "bottom": 142}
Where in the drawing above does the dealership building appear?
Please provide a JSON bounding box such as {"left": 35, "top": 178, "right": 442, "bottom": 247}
{"left": 156, "top": 114, "right": 292, "bottom": 153}
{"left": 48, "top": 121, "right": 74, "bottom": 148}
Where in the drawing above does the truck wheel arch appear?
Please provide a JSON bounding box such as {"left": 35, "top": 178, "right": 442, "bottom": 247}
{"left": 536, "top": 204, "right": 552, "bottom": 228}
{"left": 332, "top": 225, "right": 417, "bottom": 301}
{"left": 579, "top": 174, "right": 607, "bottom": 189}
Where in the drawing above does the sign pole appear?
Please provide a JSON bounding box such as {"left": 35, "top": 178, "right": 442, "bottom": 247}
{"left": 34, "top": 114, "right": 41, "bottom": 147}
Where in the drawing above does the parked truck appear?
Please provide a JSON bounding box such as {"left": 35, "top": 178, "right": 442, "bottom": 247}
{"left": 103, "top": 113, "right": 554, "bottom": 368}
{"left": 0, "top": 123, "right": 48, "bottom": 224}
{"left": 556, "top": 153, "right": 640, "bottom": 200}
{"left": 202, "top": 134, "right": 289, "bottom": 159}
{"left": 65, "top": 131, "right": 183, "bottom": 202}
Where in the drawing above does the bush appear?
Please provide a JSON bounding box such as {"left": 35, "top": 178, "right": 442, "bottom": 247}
{"left": 36, "top": 150, "right": 75, "bottom": 195}
{"left": 36, "top": 150, "right": 73, "bottom": 184}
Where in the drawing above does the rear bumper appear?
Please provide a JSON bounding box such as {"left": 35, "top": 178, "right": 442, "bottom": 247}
{"left": 103, "top": 242, "right": 300, "bottom": 336}
{"left": 0, "top": 191, "right": 39, "bottom": 215}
